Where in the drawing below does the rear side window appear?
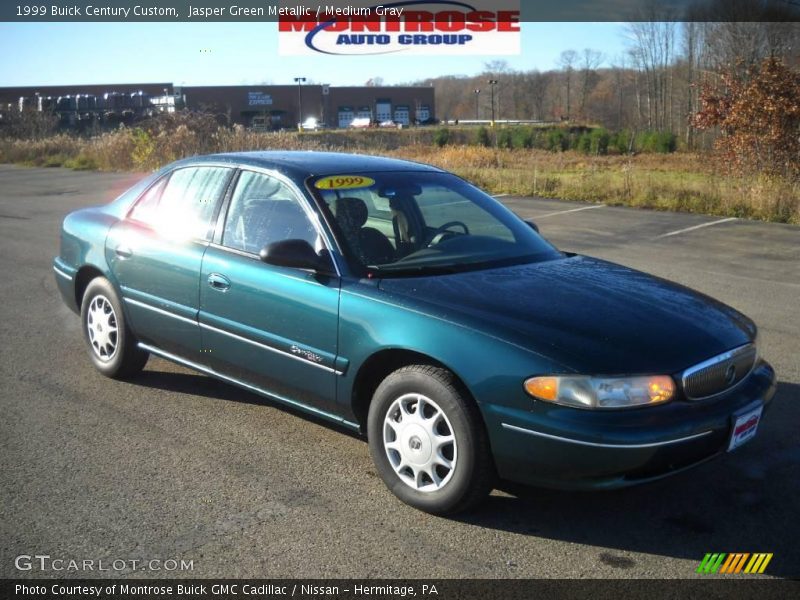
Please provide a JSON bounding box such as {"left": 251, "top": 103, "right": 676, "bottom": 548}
{"left": 222, "top": 170, "right": 319, "bottom": 254}
{"left": 129, "top": 166, "right": 232, "bottom": 241}
{"left": 128, "top": 176, "right": 167, "bottom": 224}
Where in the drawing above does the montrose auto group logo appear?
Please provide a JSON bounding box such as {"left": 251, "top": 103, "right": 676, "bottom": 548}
{"left": 278, "top": 0, "right": 521, "bottom": 56}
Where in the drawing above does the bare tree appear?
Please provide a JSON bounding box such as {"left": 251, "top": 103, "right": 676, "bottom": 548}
{"left": 690, "top": 0, "right": 800, "bottom": 75}
{"left": 558, "top": 50, "right": 578, "bottom": 120}
{"left": 579, "top": 49, "right": 604, "bottom": 119}
{"left": 529, "top": 71, "right": 551, "bottom": 121}
{"left": 626, "top": 20, "right": 676, "bottom": 130}
{"left": 609, "top": 55, "right": 630, "bottom": 131}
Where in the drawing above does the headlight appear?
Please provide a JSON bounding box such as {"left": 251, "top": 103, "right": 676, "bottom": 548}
{"left": 524, "top": 375, "right": 675, "bottom": 409}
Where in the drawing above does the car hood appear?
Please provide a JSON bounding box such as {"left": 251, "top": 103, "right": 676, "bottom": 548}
{"left": 378, "top": 255, "right": 756, "bottom": 374}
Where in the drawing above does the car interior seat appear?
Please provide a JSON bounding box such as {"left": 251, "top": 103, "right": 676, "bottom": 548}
{"left": 334, "top": 196, "right": 395, "bottom": 265}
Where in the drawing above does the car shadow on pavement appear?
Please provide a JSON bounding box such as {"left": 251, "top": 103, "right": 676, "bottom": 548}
{"left": 131, "top": 368, "right": 364, "bottom": 438}
{"left": 455, "top": 380, "right": 800, "bottom": 579}
{"left": 133, "top": 369, "right": 250, "bottom": 402}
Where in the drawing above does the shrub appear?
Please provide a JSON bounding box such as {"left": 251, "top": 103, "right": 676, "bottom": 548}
{"left": 474, "top": 126, "right": 492, "bottom": 147}
{"left": 3, "top": 109, "right": 59, "bottom": 140}
{"left": 633, "top": 130, "right": 676, "bottom": 154}
{"left": 64, "top": 153, "right": 99, "bottom": 170}
{"left": 511, "top": 127, "right": 534, "bottom": 149}
{"left": 130, "top": 128, "right": 156, "bottom": 169}
{"left": 590, "top": 128, "right": 610, "bottom": 155}
{"left": 694, "top": 56, "right": 800, "bottom": 181}
{"left": 497, "top": 128, "right": 514, "bottom": 149}
{"left": 433, "top": 127, "right": 451, "bottom": 147}
{"left": 547, "top": 129, "right": 568, "bottom": 152}
{"left": 576, "top": 133, "right": 592, "bottom": 154}
{"left": 610, "top": 129, "right": 633, "bottom": 154}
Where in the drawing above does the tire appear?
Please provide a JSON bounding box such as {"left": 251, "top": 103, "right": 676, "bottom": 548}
{"left": 367, "top": 365, "right": 495, "bottom": 514}
{"left": 80, "top": 277, "right": 148, "bottom": 379}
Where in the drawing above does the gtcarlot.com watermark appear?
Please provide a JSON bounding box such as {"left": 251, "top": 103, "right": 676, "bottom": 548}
{"left": 15, "top": 554, "right": 194, "bottom": 573}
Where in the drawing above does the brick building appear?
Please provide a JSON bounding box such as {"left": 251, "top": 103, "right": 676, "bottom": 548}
{"left": 0, "top": 83, "right": 435, "bottom": 128}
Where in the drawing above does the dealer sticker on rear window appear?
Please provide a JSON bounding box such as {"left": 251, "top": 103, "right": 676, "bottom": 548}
{"left": 314, "top": 175, "right": 375, "bottom": 190}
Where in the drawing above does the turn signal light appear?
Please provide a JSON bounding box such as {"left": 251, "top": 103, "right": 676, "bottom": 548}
{"left": 524, "top": 377, "right": 559, "bottom": 402}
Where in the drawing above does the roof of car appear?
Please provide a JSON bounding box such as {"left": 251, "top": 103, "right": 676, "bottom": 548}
{"left": 192, "top": 151, "right": 445, "bottom": 178}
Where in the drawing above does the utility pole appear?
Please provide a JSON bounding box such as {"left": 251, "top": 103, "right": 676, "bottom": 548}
{"left": 294, "top": 76, "right": 306, "bottom": 130}
{"left": 474, "top": 88, "right": 480, "bottom": 120}
{"left": 487, "top": 79, "right": 498, "bottom": 125}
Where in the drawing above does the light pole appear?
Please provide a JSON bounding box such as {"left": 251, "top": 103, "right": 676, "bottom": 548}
{"left": 487, "top": 79, "right": 498, "bottom": 125}
{"left": 473, "top": 88, "right": 480, "bottom": 120}
{"left": 294, "top": 76, "right": 306, "bottom": 130}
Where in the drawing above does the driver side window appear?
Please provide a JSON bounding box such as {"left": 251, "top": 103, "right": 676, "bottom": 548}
{"left": 222, "top": 171, "right": 320, "bottom": 255}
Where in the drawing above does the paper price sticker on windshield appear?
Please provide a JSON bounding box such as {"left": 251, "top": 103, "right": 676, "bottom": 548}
{"left": 314, "top": 175, "right": 375, "bottom": 190}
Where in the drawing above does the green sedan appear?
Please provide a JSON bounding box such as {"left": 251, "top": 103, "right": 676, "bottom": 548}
{"left": 53, "top": 152, "right": 776, "bottom": 514}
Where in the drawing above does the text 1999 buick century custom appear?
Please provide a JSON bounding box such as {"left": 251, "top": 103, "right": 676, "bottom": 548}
{"left": 53, "top": 152, "right": 776, "bottom": 514}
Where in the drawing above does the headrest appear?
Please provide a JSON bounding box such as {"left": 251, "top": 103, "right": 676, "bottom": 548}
{"left": 335, "top": 197, "right": 368, "bottom": 231}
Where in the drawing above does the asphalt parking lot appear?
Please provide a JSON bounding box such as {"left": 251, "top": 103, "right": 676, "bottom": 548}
{"left": 1, "top": 164, "right": 798, "bottom": 580}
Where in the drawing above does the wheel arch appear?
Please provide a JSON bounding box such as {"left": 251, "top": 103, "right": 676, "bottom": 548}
{"left": 74, "top": 265, "right": 108, "bottom": 310}
{"left": 350, "top": 348, "right": 478, "bottom": 435}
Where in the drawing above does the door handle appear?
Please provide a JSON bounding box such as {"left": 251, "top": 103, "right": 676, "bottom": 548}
{"left": 207, "top": 273, "right": 231, "bottom": 291}
{"left": 115, "top": 245, "right": 133, "bottom": 259}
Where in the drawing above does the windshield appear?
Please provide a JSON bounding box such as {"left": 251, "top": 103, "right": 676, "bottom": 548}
{"left": 311, "top": 171, "right": 561, "bottom": 276}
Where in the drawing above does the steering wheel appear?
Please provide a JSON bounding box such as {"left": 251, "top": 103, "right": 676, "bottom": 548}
{"left": 428, "top": 221, "right": 470, "bottom": 246}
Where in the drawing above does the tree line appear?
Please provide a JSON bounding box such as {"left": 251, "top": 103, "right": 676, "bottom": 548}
{"left": 415, "top": 20, "right": 799, "bottom": 151}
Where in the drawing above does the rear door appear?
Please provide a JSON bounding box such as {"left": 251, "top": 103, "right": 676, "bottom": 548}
{"left": 106, "top": 165, "right": 233, "bottom": 358}
{"left": 199, "top": 169, "right": 342, "bottom": 414}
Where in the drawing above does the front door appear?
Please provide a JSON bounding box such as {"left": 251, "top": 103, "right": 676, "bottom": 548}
{"left": 199, "top": 169, "right": 341, "bottom": 413}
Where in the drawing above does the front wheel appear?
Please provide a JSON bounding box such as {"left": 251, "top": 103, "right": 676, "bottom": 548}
{"left": 80, "top": 277, "right": 148, "bottom": 379}
{"left": 367, "top": 365, "right": 495, "bottom": 514}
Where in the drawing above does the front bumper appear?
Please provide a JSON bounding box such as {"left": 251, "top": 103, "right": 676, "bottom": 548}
{"left": 483, "top": 360, "right": 777, "bottom": 490}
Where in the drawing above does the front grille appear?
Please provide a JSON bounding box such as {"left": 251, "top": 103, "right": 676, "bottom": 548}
{"left": 682, "top": 344, "right": 757, "bottom": 400}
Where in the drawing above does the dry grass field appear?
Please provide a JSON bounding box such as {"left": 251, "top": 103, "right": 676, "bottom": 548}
{"left": 1, "top": 126, "right": 798, "bottom": 223}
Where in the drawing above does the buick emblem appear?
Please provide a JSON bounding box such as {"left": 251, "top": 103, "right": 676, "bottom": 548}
{"left": 725, "top": 364, "right": 737, "bottom": 385}
{"left": 409, "top": 437, "right": 422, "bottom": 451}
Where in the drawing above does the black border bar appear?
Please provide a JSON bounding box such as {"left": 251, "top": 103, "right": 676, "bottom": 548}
{"left": 3, "top": 579, "right": 800, "bottom": 600}
{"left": 1, "top": 1, "right": 799, "bottom": 22}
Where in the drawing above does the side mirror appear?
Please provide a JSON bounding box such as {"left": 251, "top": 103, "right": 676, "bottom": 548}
{"left": 525, "top": 220, "right": 540, "bottom": 233}
{"left": 259, "top": 239, "right": 334, "bottom": 274}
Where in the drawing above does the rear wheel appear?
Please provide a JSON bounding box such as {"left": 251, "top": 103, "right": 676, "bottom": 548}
{"left": 367, "top": 365, "right": 494, "bottom": 514}
{"left": 80, "top": 277, "right": 148, "bottom": 379}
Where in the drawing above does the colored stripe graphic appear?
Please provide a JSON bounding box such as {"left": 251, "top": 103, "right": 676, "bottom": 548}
{"left": 744, "top": 553, "right": 773, "bottom": 574}
{"left": 697, "top": 553, "right": 726, "bottom": 574}
{"left": 697, "top": 552, "right": 773, "bottom": 574}
{"left": 720, "top": 553, "right": 749, "bottom": 573}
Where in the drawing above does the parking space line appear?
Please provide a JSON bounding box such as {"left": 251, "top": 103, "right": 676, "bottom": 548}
{"left": 492, "top": 193, "right": 509, "bottom": 198}
{"left": 536, "top": 204, "right": 605, "bottom": 219}
{"left": 656, "top": 217, "right": 738, "bottom": 239}
{"left": 433, "top": 200, "right": 470, "bottom": 208}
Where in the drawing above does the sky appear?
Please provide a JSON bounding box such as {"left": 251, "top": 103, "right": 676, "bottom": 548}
{"left": 0, "top": 22, "right": 629, "bottom": 87}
